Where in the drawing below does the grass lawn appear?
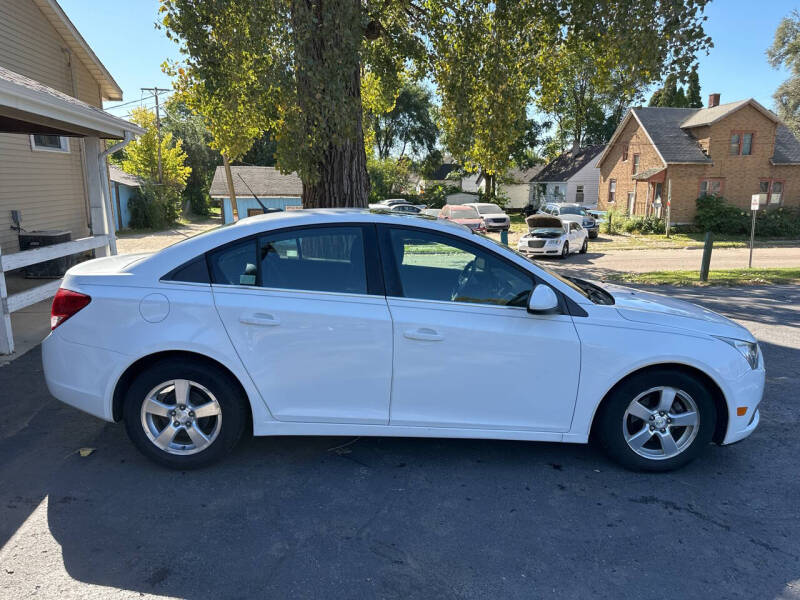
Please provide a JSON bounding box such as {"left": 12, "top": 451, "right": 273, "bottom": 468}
{"left": 604, "top": 268, "right": 800, "bottom": 286}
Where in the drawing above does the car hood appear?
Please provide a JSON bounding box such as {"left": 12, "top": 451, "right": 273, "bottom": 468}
{"left": 453, "top": 218, "right": 483, "bottom": 225}
{"left": 603, "top": 283, "right": 754, "bottom": 341}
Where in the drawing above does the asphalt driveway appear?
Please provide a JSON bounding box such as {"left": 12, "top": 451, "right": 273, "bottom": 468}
{"left": 1, "top": 285, "right": 799, "bottom": 599}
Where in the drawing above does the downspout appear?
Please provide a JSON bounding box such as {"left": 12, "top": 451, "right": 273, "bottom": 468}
{"left": 98, "top": 132, "right": 135, "bottom": 255}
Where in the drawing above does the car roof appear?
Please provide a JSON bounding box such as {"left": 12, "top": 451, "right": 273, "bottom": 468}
{"left": 129, "top": 209, "right": 479, "bottom": 275}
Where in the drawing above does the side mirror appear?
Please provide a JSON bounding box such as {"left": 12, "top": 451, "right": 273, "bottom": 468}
{"left": 528, "top": 284, "right": 559, "bottom": 314}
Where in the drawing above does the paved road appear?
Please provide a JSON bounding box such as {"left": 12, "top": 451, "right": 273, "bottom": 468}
{"left": 1, "top": 286, "right": 799, "bottom": 599}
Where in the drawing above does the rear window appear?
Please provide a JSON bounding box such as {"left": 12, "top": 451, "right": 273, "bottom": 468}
{"left": 163, "top": 256, "right": 210, "bottom": 283}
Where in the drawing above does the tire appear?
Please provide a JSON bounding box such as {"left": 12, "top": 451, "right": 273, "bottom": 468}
{"left": 595, "top": 369, "right": 716, "bottom": 472}
{"left": 589, "top": 231, "right": 598, "bottom": 239}
{"left": 580, "top": 238, "right": 588, "bottom": 254}
{"left": 560, "top": 242, "right": 569, "bottom": 258}
{"left": 122, "top": 358, "right": 248, "bottom": 469}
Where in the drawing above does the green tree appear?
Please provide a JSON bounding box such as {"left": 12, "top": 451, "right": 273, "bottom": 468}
{"left": 161, "top": 0, "right": 712, "bottom": 209}
{"left": 121, "top": 106, "right": 191, "bottom": 188}
{"left": 687, "top": 70, "right": 703, "bottom": 108}
{"left": 367, "top": 156, "right": 411, "bottom": 202}
{"left": 162, "top": 99, "right": 221, "bottom": 216}
{"left": 768, "top": 9, "right": 800, "bottom": 135}
{"left": 365, "top": 83, "right": 438, "bottom": 160}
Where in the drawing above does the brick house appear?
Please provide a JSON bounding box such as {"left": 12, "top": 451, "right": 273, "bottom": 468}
{"left": 596, "top": 94, "right": 800, "bottom": 223}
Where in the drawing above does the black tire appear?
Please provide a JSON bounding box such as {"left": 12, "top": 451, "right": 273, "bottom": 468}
{"left": 589, "top": 231, "right": 598, "bottom": 239}
{"left": 122, "top": 358, "right": 248, "bottom": 469}
{"left": 560, "top": 242, "right": 569, "bottom": 258}
{"left": 580, "top": 238, "right": 588, "bottom": 254}
{"left": 595, "top": 369, "right": 717, "bottom": 472}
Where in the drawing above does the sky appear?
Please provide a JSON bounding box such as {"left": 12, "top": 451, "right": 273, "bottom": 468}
{"left": 59, "top": 0, "right": 797, "bottom": 118}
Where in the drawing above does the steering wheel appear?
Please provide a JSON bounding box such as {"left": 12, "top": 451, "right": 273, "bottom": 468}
{"left": 451, "top": 260, "right": 477, "bottom": 301}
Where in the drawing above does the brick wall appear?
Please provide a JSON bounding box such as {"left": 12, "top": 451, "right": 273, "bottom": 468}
{"left": 598, "top": 115, "right": 665, "bottom": 215}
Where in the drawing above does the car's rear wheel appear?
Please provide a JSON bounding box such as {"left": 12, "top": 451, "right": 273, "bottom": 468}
{"left": 595, "top": 369, "right": 716, "bottom": 471}
{"left": 580, "top": 238, "right": 588, "bottom": 253}
{"left": 123, "top": 358, "right": 247, "bottom": 469}
{"left": 560, "top": 242, "right": 569, "bottom": 258}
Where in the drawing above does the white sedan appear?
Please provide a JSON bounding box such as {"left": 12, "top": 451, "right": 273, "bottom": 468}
{"left": 518, "top": 214, "right": 588, "bottom": 258}
{"left": 43, "top": 209, "right": 763, "bottom": 471}
{"left": 464, "top": 202, "right": 510, "bottom": 231}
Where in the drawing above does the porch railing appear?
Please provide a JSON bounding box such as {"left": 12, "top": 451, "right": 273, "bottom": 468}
{"left": 0, "top": 235, "right": 109, "bottom": 355}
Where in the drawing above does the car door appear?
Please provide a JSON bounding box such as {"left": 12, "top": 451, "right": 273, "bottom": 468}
{"left": 568, "top": 222, "right": 581, "bottom": 249}
{"left": 210, "top": 224, "right": 393, "bottom": 424}
{"left": 378, "top": 225, "right": 581, "bottom": 432}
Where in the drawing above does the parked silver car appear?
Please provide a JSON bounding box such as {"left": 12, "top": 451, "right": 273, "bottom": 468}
{"left": 464, "top": 202, "right": 510, "bottom": 231}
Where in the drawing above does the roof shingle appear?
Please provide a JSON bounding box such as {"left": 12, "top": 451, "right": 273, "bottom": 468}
{"left": 209, "top": 166, "right": 302, "bottom": 197}
{"left": 530, "top": 145, "right": 604, "bottom": 183}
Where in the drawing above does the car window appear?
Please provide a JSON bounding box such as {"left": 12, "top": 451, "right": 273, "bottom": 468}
{"left": 209, "top": 239, "right": 258, "bottom": 286}
{"left": 164, "top": 256, "right": 210, "bottom": 283}
{"left": 570, "top": 222, "right": 579, "bottom": 231}
{"left": 260, "top": 227, "right": 367, "bottom": 294}
{"left": 386, "top": 228, "right": 532, "bottom": 307}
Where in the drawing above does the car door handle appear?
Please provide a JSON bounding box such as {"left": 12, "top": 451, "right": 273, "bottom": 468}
{"left": 239, "top": 313, "right": 280, "bottom": 327}
{"left": 403, "top": 327, "right": 443, "bottom": 341}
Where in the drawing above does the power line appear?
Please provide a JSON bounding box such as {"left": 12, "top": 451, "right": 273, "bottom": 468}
{"left": 104, "top": 94, "right": 155, "bottom": 111}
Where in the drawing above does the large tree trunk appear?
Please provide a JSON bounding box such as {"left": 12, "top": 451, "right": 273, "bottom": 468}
{"left": 291, "top": 0, "right": 370, "bottom": 209}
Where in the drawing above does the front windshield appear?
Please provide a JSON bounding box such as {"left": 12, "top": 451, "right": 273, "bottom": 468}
{"left": 451, "top": 206, "right": 479, "bottom": 218}
{"left": 559, "top": 206, "right": 586, "bottom": 215}
{"left": 476, "top": 204, "right": 500, "bottom": 214}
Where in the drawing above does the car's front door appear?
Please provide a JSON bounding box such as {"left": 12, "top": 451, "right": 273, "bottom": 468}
{"left": 378, "top": 225, "right": 581, "bottom": 432}
{"left": 210, "top": 224, "right": 393, "bottom": 424}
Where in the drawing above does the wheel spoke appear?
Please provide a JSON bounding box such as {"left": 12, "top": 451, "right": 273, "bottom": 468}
{"left": 657, "top": 387, "right": 677, "bottom": 413}
{"left": 186, "top": 423, "right": 210, "bottom": 450}
{"left": 626, "top": 426, "right": 653, "bottom": 450}
{"left": 627, "top": 401, "right": 653, "bottom": 422}
{"left": 144, "top": 397, "right": 172, "bottom": 418}
{"left": 173, "top": 379, "right": 191, "bottom": 407}
{"left": 192, "top": 401, "right": 221, "bottom": 419}
{"left": 657, "top": 430, "right": 679, "bottom": 456}
{"left": 153, "top": 423, "right": 179, "bottom": 450}
{"left": 669, "top": 410, "right": 698, "bottom": 427}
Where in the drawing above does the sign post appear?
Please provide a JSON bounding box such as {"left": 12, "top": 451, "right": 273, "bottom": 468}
{"left": 749, "top": 194, "right": 763, "bottom": 268}
{"left": 665, "top": 179, "right": 671, "bottom": 238}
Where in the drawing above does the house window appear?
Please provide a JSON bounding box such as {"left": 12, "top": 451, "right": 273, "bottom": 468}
{"left": 30, "top": 134, "right": 69, "bottom": 153}
{"left": 760, "top": 179, "right": 784, "bottom": 205}
{"left": 632, "top": 154, "right": 640, "bottom": 175}
{"left": 622, "top": 144, "right": 629, "bottom": 161}
{"left": 730, "top": 132, "right": 754, "bottom": 156}
{"left": 575, "top": 184, "right": 584, "bottom": 203}
{"left": 627, "top": 191, "right": 635, "bottom": 214}
{"left": 608, "top": 179, "right": 616, "bottom": 203}
{"left": 699, "top": 178, "right": 724, "bottom": 197}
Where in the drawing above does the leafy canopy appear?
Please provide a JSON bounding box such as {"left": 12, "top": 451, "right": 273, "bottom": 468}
{"left": 121, "top": 106, "right": 191, "bottom": 188}
{"left": 768, "top": 9, "right": 800, "bottom": 135}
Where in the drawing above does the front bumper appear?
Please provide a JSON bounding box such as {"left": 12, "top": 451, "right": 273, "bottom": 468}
{"left": 517, "top": 245, "right": 562, "bottom": 256}
{"left": 720, "top": 365, "right": 765, "bottom": 445}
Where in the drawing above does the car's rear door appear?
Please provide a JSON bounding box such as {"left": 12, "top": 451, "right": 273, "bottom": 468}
{"left": 378, "top": 225, "right": 581, "bottom": 432}
{"left": 210, "top": 224, "right": 393, "bottom": 424}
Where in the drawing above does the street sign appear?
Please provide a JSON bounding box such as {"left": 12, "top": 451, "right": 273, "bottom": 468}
{"left": 751, "top": 194, "right": 760, "bottom": 210}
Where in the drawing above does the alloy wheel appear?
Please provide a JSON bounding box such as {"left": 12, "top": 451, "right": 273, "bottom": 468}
{"left": 140, "top": 379, "right": 222, "bottom": 455}
{"left": 622, "top": 386, "right": 699, "bottom": 460}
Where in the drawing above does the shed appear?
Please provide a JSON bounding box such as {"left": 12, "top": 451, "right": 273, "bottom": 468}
{"left": 108, "top": 164, "right": 141, "bottom": 230}
{"left": 209, "top": 166, "right": 303, "bottom": 223}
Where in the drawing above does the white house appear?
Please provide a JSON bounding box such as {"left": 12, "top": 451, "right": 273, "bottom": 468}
{"left": 530, "top": 145, "right": 605, "bottom": 209}
{"left": 462, "top": 166, "right": 544, "bottom": 210}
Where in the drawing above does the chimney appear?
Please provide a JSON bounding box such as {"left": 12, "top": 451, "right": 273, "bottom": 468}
{"left": 708, "top": 93, "right": 720, "bottom": 108}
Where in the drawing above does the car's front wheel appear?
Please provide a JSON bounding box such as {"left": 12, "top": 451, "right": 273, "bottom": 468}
{"left": 580, "top": 238, "right": 588, "bottom": 253}
{"left": 595, "top": 369, "right": 717, "bottom": 471}
{"left": 560, "top": 242, "right": 569, "bottom": 258}
{"left": 123, "top": 358, "right": 248, "bottom": 469}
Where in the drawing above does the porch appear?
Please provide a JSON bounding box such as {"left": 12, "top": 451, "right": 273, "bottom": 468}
{"left": 630, "top": 167, "right": 667, "bottom": 217}
{"left": 0, "top": 65, "right": 142, "bottom": 356}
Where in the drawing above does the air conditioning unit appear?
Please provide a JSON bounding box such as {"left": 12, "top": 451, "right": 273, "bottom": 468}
{"left": 18, "top": 230, "right": 73, "bottom": 278}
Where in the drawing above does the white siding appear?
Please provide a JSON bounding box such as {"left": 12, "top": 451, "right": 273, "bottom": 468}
{"left": 566, "top": 153, "right": 602, "bottom": 208}
{"left": 501, "top": 183, "right": 532, "bottom": 209}
{"left": 0, "top": 0, "right": 102, "bottom": 254}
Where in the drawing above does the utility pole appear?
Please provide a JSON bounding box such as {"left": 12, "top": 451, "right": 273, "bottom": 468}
{"left": 140, "top": 87, "right": 170, "bottom": 183}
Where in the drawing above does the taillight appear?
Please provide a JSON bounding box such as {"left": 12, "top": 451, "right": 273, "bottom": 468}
{"left": 50, "top": 288, "right": 91, "bottom": 330}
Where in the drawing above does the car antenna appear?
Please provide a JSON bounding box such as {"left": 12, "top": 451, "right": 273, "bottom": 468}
{"left": 236, "top": 172, "right": 269, "bottom": 212}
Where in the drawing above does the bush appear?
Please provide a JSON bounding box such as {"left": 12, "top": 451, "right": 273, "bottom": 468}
{"left": 185, "top": 187, "right": 211, "bottom": 217}
{"left": 695, "top": 195, "right": 800, "bottom": 237}
{"left": 694, "top": 195, "right": 749, "bottom": 234}
{"left": 128, "top": 183, "right": 182, "bottom": 229}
